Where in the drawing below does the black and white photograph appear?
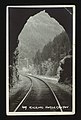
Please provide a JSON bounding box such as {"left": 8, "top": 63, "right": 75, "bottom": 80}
{"left": 6, "top": 5, "right": 75, "bottom": 115}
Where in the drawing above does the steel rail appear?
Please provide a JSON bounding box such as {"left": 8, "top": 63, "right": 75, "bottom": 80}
{"left": 14, "top": 76, "right": 33, "bottom": 112}
{"left": 28, "top": 75, "right": 63, "bottom": 112}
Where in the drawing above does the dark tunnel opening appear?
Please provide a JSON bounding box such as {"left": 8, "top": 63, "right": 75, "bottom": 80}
{"left": 9, "top": 7, "right": 72, "bottom": 65}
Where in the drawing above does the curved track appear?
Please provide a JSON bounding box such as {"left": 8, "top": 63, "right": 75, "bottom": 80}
{"left": 14, "top": 75, "right": 63, "bottom": 112}
{"left": 28, "top": 75, "right": 63, "bottom": 112}
{"left": 14, "top": 76, "right": 33, "bottom": 112}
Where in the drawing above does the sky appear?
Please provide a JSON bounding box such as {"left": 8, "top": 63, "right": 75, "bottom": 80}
{"left": 9, "top": 7, "right": 72, "bottom": 65}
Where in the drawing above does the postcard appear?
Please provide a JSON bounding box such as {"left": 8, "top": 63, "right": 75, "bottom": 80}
{"left": 6, "top": 5, "right": 75, "bottom": 115}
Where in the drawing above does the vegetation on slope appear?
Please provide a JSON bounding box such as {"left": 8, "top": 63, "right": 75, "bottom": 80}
{"left": 33, "top": 31, "right": 71, "bottom": 78}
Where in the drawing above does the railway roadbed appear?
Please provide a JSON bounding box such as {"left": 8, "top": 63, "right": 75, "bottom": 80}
{"left": 9, "top": 74, "right": 72, "bottom": 112}
{"left": 41, "top": 79, "right": 72, "bottom": 111}
{"left": 9, "top": 75, "right": 32, "bottom": 111}
{"left": 28, "top": 75, "right": 72, "bottom": 111}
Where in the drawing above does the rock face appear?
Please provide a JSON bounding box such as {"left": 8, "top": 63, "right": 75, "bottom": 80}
{"left": 57, "top": 49, "right": 72, "bottom": 84}
{"left": 18, "top": 10, "right": 65, "bottom": 68}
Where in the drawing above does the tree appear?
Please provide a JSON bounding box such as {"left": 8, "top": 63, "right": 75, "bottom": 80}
{"left": 33, "top": 31, "right": 71, "bottom": 76}
{"left": 12, "top": 47, "right": 19, "bottom": 83}
{"left": 34, "top": 49, "right": 42, "bottom": 65}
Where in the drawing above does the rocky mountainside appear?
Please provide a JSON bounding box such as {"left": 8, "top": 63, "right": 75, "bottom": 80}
{"left": 18, "top": 10, "right": 65, "bottom": 62}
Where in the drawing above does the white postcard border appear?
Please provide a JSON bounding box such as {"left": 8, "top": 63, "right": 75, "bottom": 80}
{"left": 6, "top": 5, "right": 76, "bottom": 116}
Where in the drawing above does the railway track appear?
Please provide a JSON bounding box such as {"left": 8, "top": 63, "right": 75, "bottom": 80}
{"left": 14, "top": 76, "right": 33, "bottom": 112}
{"left": 28, "top": 75, "right": 63, "bottom": 112}
{"left": 13, "top": 75, "right": 63, "bottom": 112}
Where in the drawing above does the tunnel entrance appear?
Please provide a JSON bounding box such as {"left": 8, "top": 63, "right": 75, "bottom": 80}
{"left": 9, "top": 8, "right": 72, "bottom": 88}
{"left": 7, "top": 6, "right": 75, "bottom": 115}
